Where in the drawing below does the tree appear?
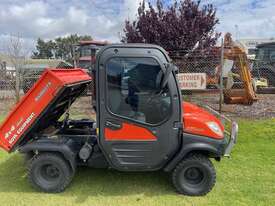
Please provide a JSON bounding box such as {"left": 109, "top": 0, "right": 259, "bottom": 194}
{"left": 122, "top": 0, "right": 220, "bottom": 53}
{"left": 54, "top": 34, "right": 92, "bottom": 62}
{"left": 32, "top": 34, "right": 92, "bottom": 63}
{"left": 32, "top": 38, "right": 55, "bottom": 59}
{"left": 7, "top": 34, "right": 28, "bottom": 102}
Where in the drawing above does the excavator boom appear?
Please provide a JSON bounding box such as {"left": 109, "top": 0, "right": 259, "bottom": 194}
{"left": 223, "top": 33, "right": 257, "bottom": 105}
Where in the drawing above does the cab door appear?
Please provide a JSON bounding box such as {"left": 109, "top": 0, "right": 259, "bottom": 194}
{"left": 96, "top": 45, "right": 182, "bottom": 171}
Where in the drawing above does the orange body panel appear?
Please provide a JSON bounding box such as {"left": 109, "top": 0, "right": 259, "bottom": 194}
{"left": 182, "top": 102, "right": 224, "bottom": 139}
{"left": 0, "top": 69, "right": 91, "bottom": 152}
{"left": 105, "top": 122, "right": 156, "bottom": 141}
{"left": 104, "top": 102, "right": 224, "bottom": 141}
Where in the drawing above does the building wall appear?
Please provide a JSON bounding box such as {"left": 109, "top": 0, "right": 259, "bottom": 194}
{"left": 238, "top": 38, "right": 275, "bottom": 59}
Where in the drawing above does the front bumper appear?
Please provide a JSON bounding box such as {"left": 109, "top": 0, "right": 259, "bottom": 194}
{"left": 224, "top": 121, "right": 238, "bottom": 157}
{"left": 205, "top": 106, "right": 238, "bottom": 157}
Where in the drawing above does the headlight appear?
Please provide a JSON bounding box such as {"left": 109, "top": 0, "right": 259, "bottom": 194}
{"left": 206, "top": 122, "right": 223, "bottom": 137}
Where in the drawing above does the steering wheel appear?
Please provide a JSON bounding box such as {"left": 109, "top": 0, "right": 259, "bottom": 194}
{"left": 146, "top": 92, "right": 170, "bottom": 120}
{"left": 146, "top": 91, "right": 161, "bottom": 105}
{"left": 146, "top": 69, "right": 164, "bottom": 105}
{"left": 159, "top": 99, "right": 171, "bottom": 119}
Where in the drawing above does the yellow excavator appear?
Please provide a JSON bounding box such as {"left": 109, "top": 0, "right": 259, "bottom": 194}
{"left": 221, "top": 33, "right": 258, "bottom": 105}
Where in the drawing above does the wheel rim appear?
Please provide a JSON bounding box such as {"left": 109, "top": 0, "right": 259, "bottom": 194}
{"left": 184, "top": 167, "right": 204, "bottom": 185}
{"left": 180, "top": 166, "right": 206, "bottom": 187}
{"left": 38, "top": 163, "right": 62, "bottom": 184}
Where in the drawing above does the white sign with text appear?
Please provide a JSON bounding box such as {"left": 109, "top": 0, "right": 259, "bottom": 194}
{"left": 177, "top": 73, "right": 206, "bottom": 90}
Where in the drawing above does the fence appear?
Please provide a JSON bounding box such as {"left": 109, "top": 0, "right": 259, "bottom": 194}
{"left": 0, "top": 68, "right": 16, "bottom": 99}
{"left": 170, "top": 47, "right": 223, "bottom": 112}
{"left": 1, "top": 44, "right": 275, "bottom": 119}
{"left": 169, "top": 43, "right": 275, "bottom": 119}
{"left": 251, "top": 59, "right": 275, "bottom": 88}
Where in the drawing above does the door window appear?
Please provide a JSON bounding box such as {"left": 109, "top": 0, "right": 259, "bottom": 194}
{"left": 106, "top": 57, "right": 172, "bottom": 125}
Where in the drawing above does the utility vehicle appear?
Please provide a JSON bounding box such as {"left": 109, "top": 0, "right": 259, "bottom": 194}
{"left": 0, "top": 44, "right": 238, "bottom": 196}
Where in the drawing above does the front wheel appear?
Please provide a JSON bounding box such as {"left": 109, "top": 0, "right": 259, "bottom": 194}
{"left": 27, "top": 153, "right": 74, "bottom": 193}
{"left": 172, "top": 153, "right": 216, "bottom": 196}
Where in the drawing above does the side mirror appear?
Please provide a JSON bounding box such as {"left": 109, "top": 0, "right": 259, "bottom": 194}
{"left": 161, "top": 63, "right": 175, "bottom": 89}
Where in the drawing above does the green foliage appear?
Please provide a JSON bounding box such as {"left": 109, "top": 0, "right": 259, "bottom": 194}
{"left": 32, "top": 38, "right": 56, "bottom": 59}
{"left": 32, "top": 34, "right": 92, "bottom": 63}
{"left": 0, "top": 118, "right": 274, "bottom": 206}
{"left": 123, "top": 0, "right": 220, "bottom": 52}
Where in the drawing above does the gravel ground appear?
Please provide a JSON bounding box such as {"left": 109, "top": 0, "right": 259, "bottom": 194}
{"left": 224, "top": 94, "right": 275, "bottom": 119}
{"left": 189, "top": 93, "right": 275, "bottom": 119}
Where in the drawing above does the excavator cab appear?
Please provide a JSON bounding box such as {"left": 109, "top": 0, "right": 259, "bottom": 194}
{"left": 0, "top": 44, "right": 238, "bottom": 196}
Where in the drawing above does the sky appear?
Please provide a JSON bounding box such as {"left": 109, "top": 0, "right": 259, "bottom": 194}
{"left": 1, "top": 0, "right": 275, "bottom": 53}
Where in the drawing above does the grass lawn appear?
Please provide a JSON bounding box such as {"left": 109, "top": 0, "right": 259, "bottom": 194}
{"left": 0, "top": 116, "right": 274, "bottom": 206}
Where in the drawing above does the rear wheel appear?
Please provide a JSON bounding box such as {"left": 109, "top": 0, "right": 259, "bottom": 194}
{"left": 172, "top": 153, "right": 216, "bottom": 196}
{"left": 27, "top": 153, "right": 74, "bottom": 193}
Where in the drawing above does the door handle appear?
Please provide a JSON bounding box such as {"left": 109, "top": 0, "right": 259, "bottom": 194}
{"left": 105, "top": 121, "right": 122, "bottom": 130}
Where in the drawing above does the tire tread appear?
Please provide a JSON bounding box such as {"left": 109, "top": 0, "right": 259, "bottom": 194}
{"left": 27, "top": 153, "right": 73, "bottom": 193}
{"left": 172, "top": 153, "right": 216, "bottom": 196}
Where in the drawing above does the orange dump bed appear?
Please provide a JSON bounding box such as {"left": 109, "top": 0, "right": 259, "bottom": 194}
{"left": 0, "top": 69, "right": 92, "bottom": 152}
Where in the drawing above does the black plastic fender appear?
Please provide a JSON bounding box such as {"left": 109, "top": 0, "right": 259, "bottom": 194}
{"left": 164, "top": 132, "right": 228, "bottom": 172}
{"left": 19, "top": 138, "right": 77, "bottom": 173}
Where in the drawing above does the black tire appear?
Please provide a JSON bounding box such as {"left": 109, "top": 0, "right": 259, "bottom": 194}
{"left": 27, "top": 153, "right": 74, "bottom": 193}
{"left": 172, "top": 153, "right": 216, "bottom": 196}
